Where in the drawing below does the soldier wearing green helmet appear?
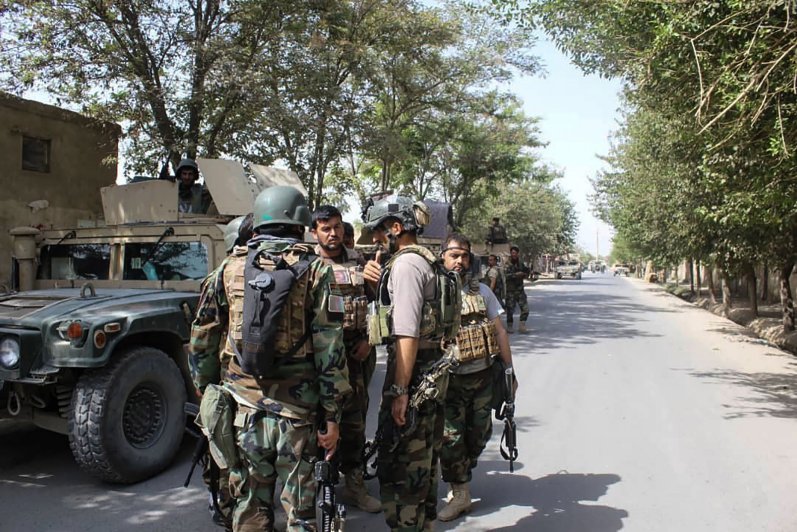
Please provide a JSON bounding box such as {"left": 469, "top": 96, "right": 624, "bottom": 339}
{"left": 190, "top": 185, "right": 350, "bottom": 531}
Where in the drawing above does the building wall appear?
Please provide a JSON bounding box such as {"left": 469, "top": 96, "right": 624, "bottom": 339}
{"left": 0, "top": 92, "right": 120, "bottom": 286}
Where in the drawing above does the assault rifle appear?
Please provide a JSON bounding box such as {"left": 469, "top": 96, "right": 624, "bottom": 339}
{"left": 496, "top": 366, "right": 518, "bottom": 472}
{"left": 316, "top": 425, "right": 346, "bottom": 532}
{"left": 362, "top": 347, "right": 459, "bottom": 479}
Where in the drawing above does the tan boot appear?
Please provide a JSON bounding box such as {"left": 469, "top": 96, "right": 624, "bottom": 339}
{"left": 519, "top": 322, "right": 527, "bottom": 333}
{"left": 343, "top": 469, "right": 381, "bottom": 513}
{"left": 437, "top": 482, "right": 471, "bottom": 522}
{"left": 422, "top": 519, "right": 435, "bottom": 531}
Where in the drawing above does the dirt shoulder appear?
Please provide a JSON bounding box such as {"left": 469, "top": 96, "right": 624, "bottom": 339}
{"left": 652, "top": 281, "right": 797, "bottom": 356}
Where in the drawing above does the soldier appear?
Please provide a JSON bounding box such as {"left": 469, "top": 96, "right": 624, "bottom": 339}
{"left": 190, "top": 213, "right": 254, "bottom": 528}
{"left": 437, "top": 234, "right": 515, "bottom": 522}
{"left": 342, "top": 221, "right": 356, "bottom": 250}
{"left": 504, "top": 245, "right": 530, "bottom": 333}
{"left": 191, "top": 186, "right": 351, "bottom": 532}
{"left": 481, "top": 254, "right": 506, "bottom": 306}
{"left": 310, "top": 205, "right": 381, "bottom": 513}
{"left": 485, "top": 217, "right": 508, "bottom": 246}
{"left": 362, "top": 195, "right": 460, "bottom": 532}
{"left": 160, "top": 158, "right": 212, "bottom": 214}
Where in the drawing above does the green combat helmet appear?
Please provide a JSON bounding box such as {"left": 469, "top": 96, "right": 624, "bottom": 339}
{"left": 362, "top": 195, "right": 430, "bottom": 233}
{"left": 253, "top": 185, "right": 312, "bottom": 230}
{"left": 224, "top": 215, "right": 246, "bottom": 253}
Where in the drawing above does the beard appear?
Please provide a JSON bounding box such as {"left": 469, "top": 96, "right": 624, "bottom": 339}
{"left": 319, "top": 241, "right": 341, "bottom": 252}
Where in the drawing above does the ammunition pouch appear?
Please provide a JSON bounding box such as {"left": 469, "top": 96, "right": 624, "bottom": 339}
{"left": 343, "top": 295, "right": 368, "bottom": 332}
{"left": 197, "top": 384, "right": 239, "bottom": 470}
{"left": 455, "top": 320, "right": 499, "bottom": 363}
{"left": 367, "top": 301, "right": 391, "bottom": 346}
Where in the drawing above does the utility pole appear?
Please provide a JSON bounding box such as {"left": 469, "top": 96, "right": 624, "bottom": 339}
{"left": 596, "top": 226, "right": 599, "bottom": 261}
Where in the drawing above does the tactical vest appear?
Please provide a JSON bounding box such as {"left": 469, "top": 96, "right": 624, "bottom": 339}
{"left": 321, "top": 251, "right": 368, "bottom": 335}
{"left": 222, "top": 244, "right": 314, "bottom": 375}
{"left": 368, "top": 245, "right": 461, "bottom": 346}
{"left": 454, "top": 279, "right": 500, "bottom": 371}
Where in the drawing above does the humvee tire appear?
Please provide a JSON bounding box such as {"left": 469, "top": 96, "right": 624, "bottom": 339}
{"left": 67, "top": 347, "right": 187, "bottom": 483}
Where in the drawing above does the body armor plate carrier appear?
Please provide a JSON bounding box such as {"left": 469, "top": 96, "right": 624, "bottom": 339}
{"left": 367, "top": 245, "right": 461, "bottom": 346}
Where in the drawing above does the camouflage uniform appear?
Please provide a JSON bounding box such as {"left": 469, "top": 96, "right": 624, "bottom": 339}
{"left": 441, "top": 279, "right": 500, "bottom": 485}
{"left": 190, "top": 255, "right": 236, "bottom": 527}
{"left": 315, "top": 245, "right": 376, "bottom": 475}
{"left": 375, "top": 246, "right": 453, "bottom": 532}
{"left": 192, "top": 239, "right": 350, "bottom": 532}
{"left": 504, "top": 259, "right": 529, "bottom": 327}
{"left": 378, "top": 347, "right": 445, "bottom": 531}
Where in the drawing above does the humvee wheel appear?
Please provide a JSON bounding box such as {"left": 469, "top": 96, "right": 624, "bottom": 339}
{"left": 68, "top": 346, "right": 187, "bottom": 483}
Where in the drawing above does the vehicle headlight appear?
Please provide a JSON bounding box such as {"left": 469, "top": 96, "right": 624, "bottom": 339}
{"left": 0, "top": 337, "right": 20, "bottom": 369}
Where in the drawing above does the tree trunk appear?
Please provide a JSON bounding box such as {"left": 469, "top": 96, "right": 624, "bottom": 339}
{"left": 779, "top": 260, "right": 795, "bottom": 332}
{"left": 761, "top": 262, "right": 769, "bottom": 302}
{"left": 720, "top": 269, "right": 732, "bottom": 316}
{"left": 688, "top": 258, "right": 695, "bottom": 294}
{"left": 706, "top": 266, "right": 716, "bottom": 304}
{"left": 696, "top": 261, "right": 702, "bottom": 296}
{"left": 744, "top": 264, "right": 758, "bottom": 317}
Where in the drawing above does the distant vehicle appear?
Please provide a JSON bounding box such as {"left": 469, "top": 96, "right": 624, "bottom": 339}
{"left": 613, "top": 263, "right": 631, "bottom": 276}
{"left": 555, "top": 259, "right": 582, "bottom": 280}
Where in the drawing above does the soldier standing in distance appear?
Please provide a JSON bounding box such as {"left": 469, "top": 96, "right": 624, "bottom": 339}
{"left": 362, "top": 195, "right": 457, "bottom": 532}
{"left": 190, "top": 213, "right": 254, "bottom": 528}
{"left": 310, "top": 205, "right": 381, "bottom": 513}
{"left": 485, "top": 217, "right": 508, "bottom": 246}
{"left": 436, "top": 234, "right": 515, "bottom": 522}
{"left": 481, "top": 254, "right": 506, "bottom": 307}
{"left": 504, "top": 245, "right": 530, "bottom": 333}
{"left": 192, "top": 186, "right": 351, "bottom": 531}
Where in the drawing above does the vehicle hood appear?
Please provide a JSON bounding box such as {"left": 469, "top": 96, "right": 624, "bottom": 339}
{"left": 0, "top": 288, "right": 196, "bottom": 328}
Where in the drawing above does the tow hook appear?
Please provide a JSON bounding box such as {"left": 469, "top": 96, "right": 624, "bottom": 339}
{"left": 7, "top": 390, "right": 21, "bottom": 416}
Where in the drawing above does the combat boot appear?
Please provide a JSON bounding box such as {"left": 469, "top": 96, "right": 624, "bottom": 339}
{"left": 422, "top": 519, "right": 435, "bottom": 531}
{"left": 437, "top": 482, "right": 471, "bottom": 522}
{"left": 519, "top": 322, "right": 527, "bottom": 333}
{"left": 506, "top": 323, "right": 514, "bottom": 334}
{"left": 343, "top": 469, "right": 381, "bottom": 513}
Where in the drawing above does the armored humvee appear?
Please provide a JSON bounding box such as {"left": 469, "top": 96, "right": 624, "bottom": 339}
{"left": 0, "top": 158, "right": 301, "bottom": 483}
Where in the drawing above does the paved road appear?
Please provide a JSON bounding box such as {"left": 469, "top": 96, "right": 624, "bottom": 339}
{"left": 3, "top": 272, "right": 797, "bottom": 531}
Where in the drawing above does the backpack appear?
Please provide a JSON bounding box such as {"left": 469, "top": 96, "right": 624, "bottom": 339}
{"left": 235, "top": 244, "right": 317, "bottom": 378}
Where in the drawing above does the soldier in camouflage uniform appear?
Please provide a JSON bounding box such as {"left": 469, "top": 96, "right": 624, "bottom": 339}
{"left": 504, "top": 245, "right": 530, "bottom": 333}
{"left": 190, "top": 213, "right": 253, "bottom": 529}
{"left": 437, "top": 234, "right": 515, "bottom": 522}
{"left": 190, "top": 186, "right": 351, "bottom": 532}
{"left": 310, "top": 205, "right": 381, "bottom": 513}
{"left": 363, "top": 195, "right": 459, "bottom": 532}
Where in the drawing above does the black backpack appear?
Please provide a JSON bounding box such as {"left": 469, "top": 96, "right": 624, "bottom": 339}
{"left": 235, "top": 245, "right": 316, "bottom": 378}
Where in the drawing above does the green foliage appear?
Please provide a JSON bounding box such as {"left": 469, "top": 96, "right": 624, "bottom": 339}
{"left": 483, "top": 0, "right": 797, "bottom": 295}
{"left": 461, "top": 170, "right": 579, "bottom": 260}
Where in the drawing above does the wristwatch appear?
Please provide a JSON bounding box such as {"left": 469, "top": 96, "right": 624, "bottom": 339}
{"left": 389, "top": 384, "right": 408, "bottom": 396}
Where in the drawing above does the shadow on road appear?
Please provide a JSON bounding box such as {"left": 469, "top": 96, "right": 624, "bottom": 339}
{"left": 684, "top": 368, "right": 797, "bottom": 419}
{"left": 513, "top": 281, "right": 671, "bottom": 354}
{"left": 0, "top": 423, "right": 212, "bottom": 531}
{"left": 439, "top": 462, "right": 627, "bottom": 532}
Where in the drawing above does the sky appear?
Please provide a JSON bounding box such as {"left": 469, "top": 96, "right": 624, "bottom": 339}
{"left": 511, "top": 36, "right": 623, "bottom": 258}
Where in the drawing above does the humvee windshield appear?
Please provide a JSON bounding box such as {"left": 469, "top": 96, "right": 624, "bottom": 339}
{"left": 123, "top": 242, "right": 208, "bottom": 281}
{"left": 37, "top": 243, "right": 112, "bottom": 280}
